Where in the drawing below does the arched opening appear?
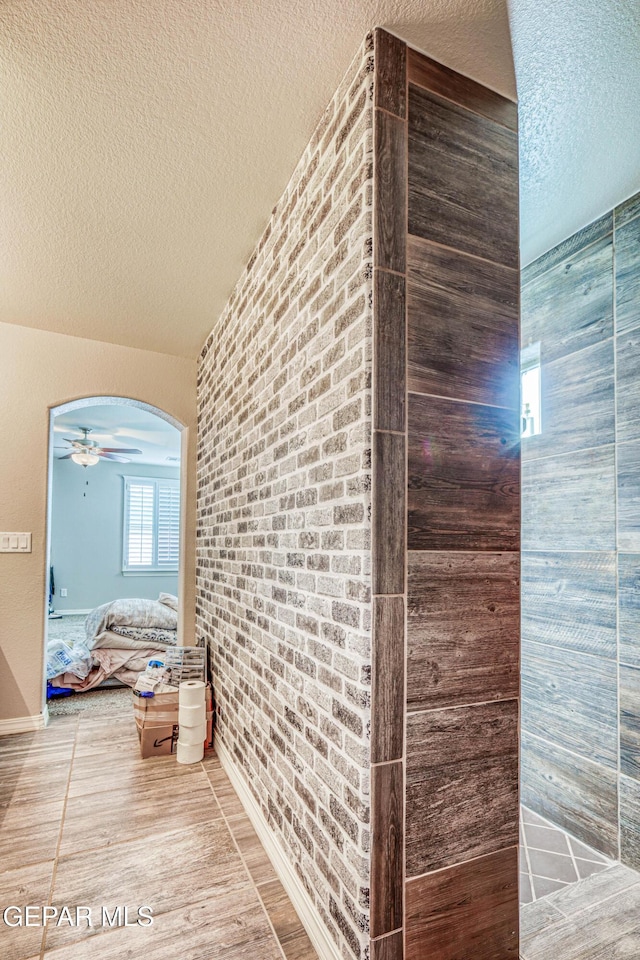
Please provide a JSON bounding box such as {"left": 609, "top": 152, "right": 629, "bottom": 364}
{"left": 44, "top": 396, "right": 187, "bottom": 717}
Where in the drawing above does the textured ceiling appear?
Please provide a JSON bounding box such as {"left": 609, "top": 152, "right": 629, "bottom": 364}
{"left": 511, "top": 0, "right": 640, "bottom": 265}
{"left": 2, "top": 1, "right": 639, "bottom": 358}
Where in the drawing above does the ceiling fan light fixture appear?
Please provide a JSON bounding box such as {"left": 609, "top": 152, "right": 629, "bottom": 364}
{"left": 71, "top": 451, "right": 99, "bottom": 467}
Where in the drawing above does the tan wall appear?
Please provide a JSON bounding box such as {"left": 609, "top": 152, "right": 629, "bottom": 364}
{"left": 0, "top": 320, "right": 197, "bottom": 723}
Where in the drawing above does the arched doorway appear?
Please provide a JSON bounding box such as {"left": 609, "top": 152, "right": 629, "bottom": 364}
{"left": 44, "top": 396, "right": 187, "bottom": 715}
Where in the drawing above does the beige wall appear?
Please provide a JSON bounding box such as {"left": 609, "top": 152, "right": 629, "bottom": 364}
{"left": 0, "top": 320, "right": 197, "bottom": 723}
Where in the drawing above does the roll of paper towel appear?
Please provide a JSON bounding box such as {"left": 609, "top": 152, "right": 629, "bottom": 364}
{"left": 179, "top": 703, "right": 205, "bottom": 727}
{"left": 177, "top": 739, "right": 204, "bottom": 764}
{"left": 179, "top": 680, "right": 206, "bottom": 707}
{"left": 179, "top": 722, "right": 207, "bottom": 746}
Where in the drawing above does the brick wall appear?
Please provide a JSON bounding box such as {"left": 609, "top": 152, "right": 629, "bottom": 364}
{"left": 197, "top": 37, "right": 374, "bottom": 959}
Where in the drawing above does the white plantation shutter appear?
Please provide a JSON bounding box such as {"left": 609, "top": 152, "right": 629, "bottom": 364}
{"left": 123, "top": 477, "right": 180, "bottom": 571}
{"left": 157, "top": 482, "right": 180, "bottom": 567}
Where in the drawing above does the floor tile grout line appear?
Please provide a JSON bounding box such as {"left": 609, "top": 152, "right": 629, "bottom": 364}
{"left": 40, "top": 714, "right": 80, "bottom": 960}
{"left": 200, "top": 759, "right": 291, "bottom": 960}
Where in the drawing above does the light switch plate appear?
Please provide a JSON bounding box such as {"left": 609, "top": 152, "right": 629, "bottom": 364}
{"left": 0, "top": 532, "right": 32, "bottom": 553}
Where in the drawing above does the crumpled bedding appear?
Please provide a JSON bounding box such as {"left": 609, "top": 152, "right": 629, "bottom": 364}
{"left": 85, "top": 596, "right": 178, "bottom": 651}
{"left": 50, "top": 647, "right": 162, "bottom": 692}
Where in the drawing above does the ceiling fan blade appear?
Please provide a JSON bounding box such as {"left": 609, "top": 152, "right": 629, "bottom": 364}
{"left": 99, "top": 448, "right": 142, "bottom": 454}
{"left": 57, "top": 454, "right": 74, "bottom": 460}
{"left": 98, "top": 453, "right": 131, "bottom": 462}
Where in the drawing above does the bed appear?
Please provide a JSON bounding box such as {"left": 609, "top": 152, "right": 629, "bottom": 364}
{"left": 48, "top": 593, "right": 178, "bottom": 693}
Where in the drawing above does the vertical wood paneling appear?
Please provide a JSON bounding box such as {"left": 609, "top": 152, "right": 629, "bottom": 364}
{"left": 374, "top": 108, "right": 406, "bottom": 273}
{"left": 371, "top": 596, "right": 405, "bottom": 763}
{"left": 374, "top": 29, "right": 406, "bottom": 119}
{"left": 374, "top": 269, "right": 405, "bottom": 432}
{"left": 371, "top": 761, "right": 404, "bottom": 937}
{"left": 372, "top": 430, "right": 406, "bottom": 595}
{"left": 620, "top": 664, "right": 640, "bottom": 779}
{"left": 371, "top": 930, "right": 404, "bottom": 960}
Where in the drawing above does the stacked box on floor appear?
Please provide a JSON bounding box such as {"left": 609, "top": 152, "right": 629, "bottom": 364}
{"left": 133, "top": 682, "right": 213, "bottom": 759}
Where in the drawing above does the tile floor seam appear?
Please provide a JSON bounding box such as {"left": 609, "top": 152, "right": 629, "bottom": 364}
{"left": 201, "top": 760, "right": 290, "bottom": 960}
{"left": 40, "top": 715, "right": 79, "bottom": 960}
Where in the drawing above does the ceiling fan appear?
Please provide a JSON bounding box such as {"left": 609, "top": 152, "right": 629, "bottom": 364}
{"left": 56, "top": 427, "right": 142, "bottom": 467}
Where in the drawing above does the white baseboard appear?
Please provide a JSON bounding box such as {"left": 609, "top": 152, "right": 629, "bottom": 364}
{"left": 0, "top": 712, "right": 49, "bottom": 736}
{"left": 53, "top": 609, "right": 92, "bottom": 616}
{"left": 215, "top": 739, "right": 342, "bottom": 960}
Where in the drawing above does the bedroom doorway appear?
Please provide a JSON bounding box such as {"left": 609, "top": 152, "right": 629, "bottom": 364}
{"left": 44, "top": 396, "right": 186, "bottom": 719}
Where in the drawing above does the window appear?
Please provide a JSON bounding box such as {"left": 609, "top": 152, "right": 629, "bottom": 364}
{"left": 521, "top": 342, "right": 542, "bottom": 438}
{"left": 123, "top": 476, "right": 180, "bottom": 572}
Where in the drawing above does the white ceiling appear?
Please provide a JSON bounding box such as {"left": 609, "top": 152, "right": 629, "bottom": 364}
{"left": 510, "top": 0, "right": 640, "bottom": 265}
{"left": 1, "top": 0, "right": 639, "bottom": 358}
{"left": 53, "top": 403, "right": 181, "bottom": 466}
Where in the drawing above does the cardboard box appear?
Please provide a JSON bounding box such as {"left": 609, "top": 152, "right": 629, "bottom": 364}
{"left": 133, "top": 684, "right": 213, "bottom": 759}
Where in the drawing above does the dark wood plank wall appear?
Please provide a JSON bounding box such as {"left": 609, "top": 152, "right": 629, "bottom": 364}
{"left": 369, "top": 30, "right": 520, "bottom": 960}
{"left": 521, "top": 189, "right": 640, "bottom": 872}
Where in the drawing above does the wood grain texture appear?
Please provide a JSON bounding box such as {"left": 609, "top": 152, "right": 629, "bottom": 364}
{"left": 405, "top": 846, "right": 519, "bottom": 960}
{"left": 374, "top": 29, "right": 406, "bottom": 118}
{"left": 521, "top": 640, "right": 618, "bottom": 768}
{"left": 405, "top": 700, "right": 518, "bottom": 875}
{"left": 615, "top": 213, "right": 640, "bottom": 336}
{"left": 373, "top": 430, "right": 405, "bottom": 594}
{"left": 407, "top": 393, "right": 519, "bottom": 552}
{"left": 520, "top": 732, "right": 618, "bottom": 858}
{"left": 521, "top": 235, "right": 613, "bottom": 365}
{"left": 615, "top": 329, "right": 640, "bottom": 442}
{"left": 48, "top": 819, "right": 246, "bottom": 951}
{"left": 371, "top": 761, "right": 404, "bottom": 937}
{"left": 257, "top": 878, "right": 318, "bottom": 960}
{"left": 0, "top": 861, "right": 55, "bottom": 960}
{"left": 374, "top": 268, "right": 406, "bottom": 432}
{"left": 620, "top": 664, "right": 640, "bottom": 780}
{"left": 407, "top": 235, "right": 519, "bottom": 409}
{"left": 374, "top": 107, "right": 406, "bottom": 273}
{"left": 620, "top": 774, "right": 640, "bottom": 871}
{"left": 407, "top": 47, "right": 517, "bottom": 131}
{"left": 407, "top": 551, "right": 519, "bottom": 711}
{"left": 521, "top": 446, "right": 615, "bottom": 552}
{"left": 0, "top": 798, "right": 64, "bottom": 872}
{"left": 521, "top": 552, "right": 617, "bottom": 659}
{"left": 59, "top": 772, "right": 219, "bottom": 857}
{"left": 617, "top": 439, "right": 640, "bottom": 551}
{"left": 408, "top": 84, "right": 518, "bottom": 269}
{"left": 545, "top": 862, "right": 640, "bottom": 918}
{"left": 372, "top": 595, "right": 405, "bottom": 763}
{"left": 522, "top": 213, "right": 612, "bottom": 287}
{"left": 522, "top": 340, "right": 614, "bottom": 461}
{"left": 371, "top": 931, "right": 404, "bottom": 960}
{"left": 615, "top": 190, "right": 640, "bottom": 230}
{"left": 41, "top": 897, "right": 284, "bottom": 960}
{"left": 618, "top": 555, "right": 640, "bottom": 668}
{"left": 521, "top": 876, "right": 640, "bottom": 960}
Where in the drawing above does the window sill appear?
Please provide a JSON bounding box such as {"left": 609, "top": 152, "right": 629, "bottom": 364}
{"left": 122, "top": 570, "right": 179, "bottom": 576}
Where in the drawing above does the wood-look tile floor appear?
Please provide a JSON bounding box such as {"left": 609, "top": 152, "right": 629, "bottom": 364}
{"left": 0, "top": 711, "right": 318, "bottom": 960}
{"left": 520, "top": 807, "right": 640, "bottom": 959}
